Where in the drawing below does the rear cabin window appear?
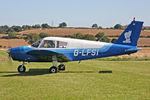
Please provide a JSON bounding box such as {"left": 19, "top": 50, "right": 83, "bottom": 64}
{"left": 40, "top": 40, "right": 55, "bottom": 48}
{"left": 57, "top": 41, "right": 67, "bottom": 48}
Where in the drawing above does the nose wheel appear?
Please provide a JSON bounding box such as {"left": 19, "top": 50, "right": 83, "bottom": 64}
{"left": 18, "top": 65, "right": 26, "bottom": 73}
{"left": 17, "top": 62, "right": 26, "bottom": 73}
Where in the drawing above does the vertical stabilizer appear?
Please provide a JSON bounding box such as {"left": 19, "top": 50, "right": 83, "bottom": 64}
{"left": 115, "top": 20, "right": 143, "bottom": 46}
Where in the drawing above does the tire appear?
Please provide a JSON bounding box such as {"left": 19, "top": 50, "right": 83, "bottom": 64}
{"left": 58, "top": 64, "right": 65, "bottom": 71}
{"left": 49, "top": 66, "right": 58, "bottom": 73}
{"left": 18, "top": 65, "right": 26, "bottom": 73}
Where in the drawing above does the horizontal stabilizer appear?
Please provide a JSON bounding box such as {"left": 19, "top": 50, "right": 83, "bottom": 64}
{"left": 125, "top": 48, "right": 142, "bottom": 54}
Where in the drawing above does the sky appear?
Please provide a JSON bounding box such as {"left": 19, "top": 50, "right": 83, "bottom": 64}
{"left": 0, "top": 0, "right": 149, "bottom": 27}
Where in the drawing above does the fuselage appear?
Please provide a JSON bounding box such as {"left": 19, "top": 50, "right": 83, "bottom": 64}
{"left": 8, "top": 37, "right": 141, "bottom": 62}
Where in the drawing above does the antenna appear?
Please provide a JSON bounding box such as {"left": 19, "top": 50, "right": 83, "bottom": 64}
{"left": 98, "top": 35, "right": 105, "bottom": 41}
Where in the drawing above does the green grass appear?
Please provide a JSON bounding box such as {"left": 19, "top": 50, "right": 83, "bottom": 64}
{"left": 0, "top": 50, "right": 150, "bottom": 100}
{"left": 97, "top": 57, "right": 150, "bottom": 61}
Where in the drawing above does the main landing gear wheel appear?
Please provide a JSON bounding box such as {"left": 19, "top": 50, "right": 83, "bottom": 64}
{"left": 18, "top": 65, "right": 26, "bottom": 73}
{"left": 58, "top": 64, "right": 65, "bottom": 71}
{"left": 49, "top": 66, "right": 58, "bottom": 73}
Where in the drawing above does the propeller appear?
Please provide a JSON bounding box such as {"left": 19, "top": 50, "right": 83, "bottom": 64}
{"left": 6, "top": 49, "right": 12, "bottom": 63}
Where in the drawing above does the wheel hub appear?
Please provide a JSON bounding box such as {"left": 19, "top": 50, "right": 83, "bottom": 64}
{"left": 51, "top": 69, "right": 56, "bottom": 73}
{"left": 20, "top": 67, "right": 24, "bottom": 71}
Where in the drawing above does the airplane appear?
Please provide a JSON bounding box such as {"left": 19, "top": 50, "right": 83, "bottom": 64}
{"left": 7, "top": 19, "right": 143, "bottom": 73}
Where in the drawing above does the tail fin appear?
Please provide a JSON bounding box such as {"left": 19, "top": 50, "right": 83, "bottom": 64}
{"left": 115, "top": 20, "right": 143, "bottom": 46}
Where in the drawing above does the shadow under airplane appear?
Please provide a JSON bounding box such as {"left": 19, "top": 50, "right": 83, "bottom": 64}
{"left": 1, "top": 69, "right": 112, "bottom": 77}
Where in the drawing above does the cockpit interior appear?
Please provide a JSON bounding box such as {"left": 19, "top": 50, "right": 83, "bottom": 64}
{"left": 31, "top": 39, "right": 68, "bottom": 48}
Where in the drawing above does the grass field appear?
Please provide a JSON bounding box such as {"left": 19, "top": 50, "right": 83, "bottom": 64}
{"left": 0, "top": 50, "right": 150, "bottom": 100}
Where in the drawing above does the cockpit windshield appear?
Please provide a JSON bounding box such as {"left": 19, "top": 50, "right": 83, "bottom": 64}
{"left": 31, "top": 38, "right": 68, "bottom": 48}
{"left": 31, "top": 39, "right": 42, "bottom": 48}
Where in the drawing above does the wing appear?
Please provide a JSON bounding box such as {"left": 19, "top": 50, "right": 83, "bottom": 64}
{"left": 27, "top": 49, "right": 70, "bottom": 62}
{"left": 27, "top": 50, "right": 57, "bottom": 56}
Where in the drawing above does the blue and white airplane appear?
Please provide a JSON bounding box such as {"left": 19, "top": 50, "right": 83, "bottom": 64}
{"left": 7, "top": 20, "right": 143, "bottom": 73}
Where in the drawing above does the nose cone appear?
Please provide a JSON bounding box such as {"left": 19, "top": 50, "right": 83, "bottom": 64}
{"left": 6, "top": 49, "right": 11, "bottom": 54}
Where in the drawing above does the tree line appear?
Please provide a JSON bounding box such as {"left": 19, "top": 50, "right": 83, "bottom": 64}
{"left": 1, "top": 21, "right": 150, "bottom": 35}
{"left": 0, "top": 22, "right": 67, "bottom": 34}
{"left": 0, "top": 21, "right": 131, "bottom": 35}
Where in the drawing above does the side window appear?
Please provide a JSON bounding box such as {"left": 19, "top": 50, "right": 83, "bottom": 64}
{"left": 40, "top": 40, "right": 55, "bottom": 48}
{"left": 57, "top": 41, "right": 67, "bottom": 48}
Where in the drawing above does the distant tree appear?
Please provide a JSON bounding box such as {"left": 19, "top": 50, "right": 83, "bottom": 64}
{"left": 114, "top": 24, "right": 122, "bottom": 29}
{"left": 70, "top": 32, "right": 84, "bottom": 39}
{"left": 41, "top": 23, "right": 51, "bottom": 29}
{"left": 68, "top": 33, "right": 95, "bottom": 40}
{"left": 8, "top": 32, "right": 17, "bottom": 39}
{"left": 92, "top": 24, "right": 98, "bottom": 28}
{"left": 22, "top": 25, "right": 32, "bottom": 30}
{"left": 59, "top": 22, "right": 67, "bottom": 28}
{"left": 95, "top": 32, "right": 104, "bottom": 40}
{"left": 0, "top": 25, "right": 11, "bottom": 34}
{"left": 95, "top": 32, "right": 110, "bottom": 42}
{"left": 39, "top": 32, "right": 51, "bottom": 38}
{"left": 0, "top": 28, "right": 7, "bottom": 34}
{"left": 32, "top": 24, "right": 41, "bottom": 29}
{"left": 25, "top": 33, "right": 40, "bottom": 44}
{"left": 99, "top": 26, "right": 103, "bottom": 29}
{"left": 7, "top": 27, "right": 15, "bottom": 33}
{"left": 11, "top": 26, "right": 22, "bottom": 32}
{"left": 3, "top": 25, "right": 9, "bottom": 29}
{"left": 83, "top": 34, "right": 95, "bottom": 40}
{"left": 102, "top": 36, "right": 110, "bottom": 42}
